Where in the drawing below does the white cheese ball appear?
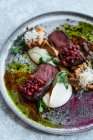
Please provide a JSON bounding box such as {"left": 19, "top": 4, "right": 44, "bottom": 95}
{"left": 28, "top": 47, "right": 51, "bottom": 64}
{"left": 43, "top": 83, "right": 72, "bottom": 108}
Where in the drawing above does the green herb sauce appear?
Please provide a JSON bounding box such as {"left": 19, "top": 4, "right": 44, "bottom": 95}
{"left": 7, "top": 89, "right": 61, "bottom": 128}
{"left": 5, "top": 61, "right": 61, "bottom": 128}
{"left": 8, "top": 61, "right": 38, "bottom": 74}
{"left": 58, "top": 21, "right": 93, "bottom": 42}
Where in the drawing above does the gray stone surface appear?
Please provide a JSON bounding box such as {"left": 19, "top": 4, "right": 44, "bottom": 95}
{"left": 0, "top": 0, "right": 93, "bottom": 139}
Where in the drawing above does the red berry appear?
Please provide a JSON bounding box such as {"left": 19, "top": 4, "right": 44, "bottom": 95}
{"left": 28, "top": 80, "right": 32, "bottom": 84}
{"left": 70, "top": 51, "right": 77, "bottom": 56}
{"left": 31, "top": 89, "right": 34, "bottom": 93}
{"left": 88, "top": 51, "right": 92, "bottom": 55}
{"left": 38, "top": 88, "right": 42, "bottom": 92}
{"left": 62, "top": 60, "right": 68, "bottom": 66}
{"left": 35, "top": 84, "right": 38, "bottom": 87}
{"left": 26, "top": 83, "right": 31, "bottom": 89}
{"left": 19, "top": 75, "right": 46, "bottom": 98}
{"left": 23, "top": 87, "right": 27, "bottom": 93}
{"left": 26, "top": 90, "right": 32, "bottom": 96}
{"left": 34, "top": 80, "right": 37, "bottom": 84}
{"left": 65, "top": 57, "right": 69, "bottom": 62}
{"left": 61, "top": 44, "right": 84, "bottom": 66}
{"left": 72, "top": 45, "right": 75, "bottom": 49}
{"left": 64, "top": 48, "right": 67, "bottom": 51}
{"left": 66, "top": 52, "right": 69, "bottom": 56}
{"left": 33, "top": 86, "right": 38, "bottom": 90}
{"left": 29, "top": 75, "right": 33, "bottom": 79}
{"left": 19, "top": 85, "right": 23, "bottom": 91}
{"left": 37, "top": 79, "right": 44, "bottom": 85}
{"left": 76, "top": 45, "right": 80, "bottom": 50}
{"left": 69, "top": 46, "right": 73, "bottom": 50}
{"left": 76, "top": 56, "right": 79, "bottom": 60}
{"left": 86, "top": 60, "right": 89, "bottom": 64}
{"left": 82, "top": 43, "right": 89, "bottom": 52}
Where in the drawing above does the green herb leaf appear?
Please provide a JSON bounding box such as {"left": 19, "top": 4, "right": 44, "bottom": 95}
{"left": 52, "top": 58, "right": 60, "bottom": 65}
{"left": 54, "top": 71, "right": 69, "bottom": 89}
{"left": 39, "top": 56, "right": 60, "bottom": 65}
{"left": 14, "top": 34, "right": 25, "bottom": 46}
{"left": 38, "top": 100, "right": 49, "bottom": 113}
{"left": 39, "top": 57, "right": 51, "bottom": 63}
{"left": 11, "top": 45, "right": 24, "bottom": 54}
{"left": 88, "top": 56, "right": 92, "bottom": 63}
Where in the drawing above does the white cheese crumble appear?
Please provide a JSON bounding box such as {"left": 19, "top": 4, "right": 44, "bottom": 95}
{"left": 24, "top": 29, "right": 45, "bottom": 43}
{"left": 24, "top": 30, "right": 39, "bottom": 42}
{"left": 78, "top": 64, "right": 93, "bottom": 88}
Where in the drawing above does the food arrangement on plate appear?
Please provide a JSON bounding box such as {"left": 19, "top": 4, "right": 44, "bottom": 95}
{"left": 4, "top": 19, "right": 93, "bottom": 128}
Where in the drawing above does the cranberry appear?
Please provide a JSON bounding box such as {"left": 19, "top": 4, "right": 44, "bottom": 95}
{"left": 88, "top": 51, "right": 92, "bottom": 55}
{"left": 65, "top": 57, "right": 70, "bottom": 62}
{"left": 28, "top": 80, "right": 32, "bottom": 84}
{"left": 69, "top": 46, "right": 73, "bottom": 50}
{"left": 76, "top": 56, "right": 79, "bottom": 61}
{"left": 26, "top": 83, "right": 31, "bottom": 89}
{"left": 62, "top": 60, "right": 68, "bottom": 66}
{"left": 34, "top": 80, "right": 37, "bottom": 84}
{"left": 26, "top": 91, "right": 32, "bottom": 96}
{"left": 60, "top": 45, "right": 85, "bottom": 66}
{"left": 62, "top": 51, "right": 65, "bottom": 55}
{"left": 35, "top": 84, "right": 38, "bottom": 87}
{"left": 23, "top": 87, "right": 26, "bottom": 93}
{"left": 38, "top": 88, "right": 42, "bottom": 92}
{"left": 86, "top": 60, "right": 89, "bottom": 64}
{"left": 71, "top": 59, "right": 75, "bottom": 64}
{"left": 19, "top": 76, "right": 45, "bottom": 98}
{"left": 30, "top": 89, "right": 34, "bottom": 93}
{"left": 76, "top": 45, "right": 80, "bottom": 50}
{"left": 31, "top": 85, "right": 34, "bottom": 89}
{"left": 70, "top": 50, "right": 77, "bottom": 56}
{"left": 64, "top": 48, "right": 67, "bottom": 51}
{"left": 82, "top": 43, "right": 89, "bottom": 52}
{"left": 33, "top": 85, "right": 38, "bottom": 90}
{"left": 29, "top": 75, "right": 33, "bottom": 79}
{"left": 19, "top": 85, "right": 23, "bottom": 91}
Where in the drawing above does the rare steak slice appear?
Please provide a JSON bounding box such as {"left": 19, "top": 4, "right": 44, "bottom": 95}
{"left": 19, "top": 63, "right": 58, "bottom": 101}
{"left": 48, "top": 30, "right": 85, "bottom": 66}
{"left": 48, "top": 30, "right": 71, "bottom": 52}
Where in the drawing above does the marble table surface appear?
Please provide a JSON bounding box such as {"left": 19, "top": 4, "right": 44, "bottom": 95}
{"left": 0, "top": 0, "right": 93, "bottom": 139}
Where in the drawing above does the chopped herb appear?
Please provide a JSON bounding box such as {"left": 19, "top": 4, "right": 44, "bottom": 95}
{"left": 13, "top": 34, "right": 25, "bottom": 46}
{"left": 88, "top": 56, "right": 92, "bottom": 63}
{"left": 38, "top": 100, "right": 49, "bottom": 113}
{"left": 58, "top": 21, "right": 93, "bottom": 42}
{"left": 39, "top": 57, "right": 51, "bottom": 63}
{"left": 51, "top": 57, "right": 60, "bottom": 65}
{"left": 11, "top": 45, "right": 24, "bottom": 54}
{"left": 8, "top": 61, "right": 37, "bottom": 74}
{"left": 11, "top": 34, "right": 25, "bottom": 55}
{"left": 39, "top": 56, "right": 60, "bottom": 65}
{"left": 54, "top": 71, "right": 69, "bottom": 89}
